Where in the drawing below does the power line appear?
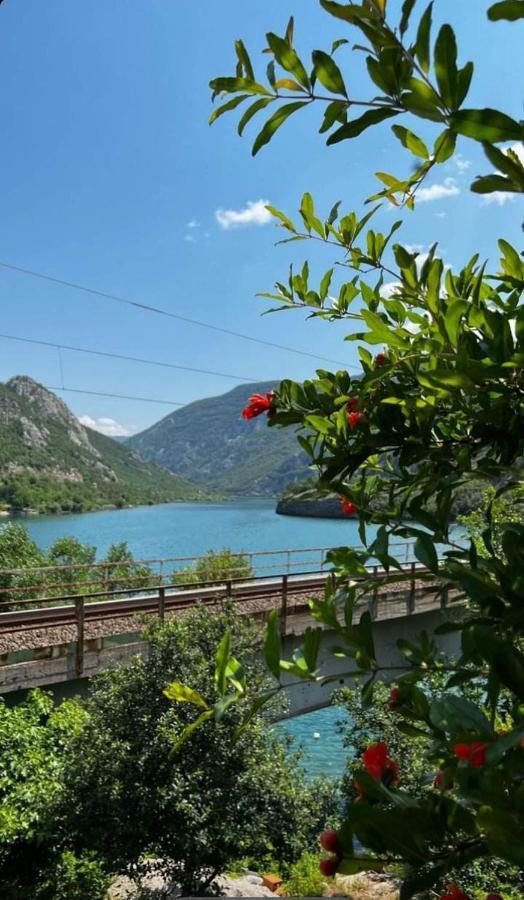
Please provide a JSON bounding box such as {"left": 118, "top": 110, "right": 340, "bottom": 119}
{"left": 0, "top": 260, "right": 351, "bottom": 367}
{"left": 0, "top": 332, "right": 254, "bottom": 382}
{"left": 45, "top": 385, "right": 186, "bottom": 406}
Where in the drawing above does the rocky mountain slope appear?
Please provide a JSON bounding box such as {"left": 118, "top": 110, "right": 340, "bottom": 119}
{"left": 0, "top": 377, "right": 210, "bottom": 513}
{"left": 127, "top": 381, "right": 310, "bottom": 496}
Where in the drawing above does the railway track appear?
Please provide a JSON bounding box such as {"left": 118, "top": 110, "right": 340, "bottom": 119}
{"left": 0, "top": 564, "right": 435, "bottom": 636}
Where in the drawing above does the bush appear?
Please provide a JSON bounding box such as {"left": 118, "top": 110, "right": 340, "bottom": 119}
{"left": 174, "top": 548, "right": 253, "bottom": 588}
{"left": 60, "top": 606, "right": 337, "bottom": 894}
{"left": 283, "top": 851, "right": 326, "bottom": 897}
{"left": 34, "top": 851, "right": 109, "bottom": 900}
{"left": 0, "top": 690, "right": 95, "bottom": 899}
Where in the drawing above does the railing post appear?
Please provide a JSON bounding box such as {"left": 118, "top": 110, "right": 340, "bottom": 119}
{"left": 158, "top": 586, "right": 166, "bottom": 622}
{"left": 75, "top": 596, "right": 85, "bottom": 677}
{"left": 280, "top": 574, "right": 288, "bottom": 638}
{"left": 226, "top": 579, "right": 232, "bottom": 598}
{"left": 440, "top": 586, "right": 449, "bottom": 609}
{"left": 407, "top": 562, "right": 416, "bottom": 614}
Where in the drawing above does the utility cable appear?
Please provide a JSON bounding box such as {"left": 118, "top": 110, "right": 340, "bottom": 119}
{"left": 0, "top": 260, "right": 352, "bottom": 367}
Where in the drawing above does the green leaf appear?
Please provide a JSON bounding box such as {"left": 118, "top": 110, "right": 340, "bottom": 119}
{"left": 209, "top": 76, "right": 273, "bottom": 97}
{"left": 392, "top": 124, "right": 429, "bottom": 159}
{"left": 163, "top": 682, "right": 209, "bottom": 709}
{"left": 327, "top": 107, "right": 399, "bottom": 144}
{"left": 429, "top": 694, "right": 492, "bottom": 737}
{"left": 456, "top": 61, "right": 474, "bottom": 106}
{"left": 433, "top": 24, "right": 458, "bottom": 109}
{"left": 400, "top": 0, "right": 417, "bottom": 35}
{"left": 477, "top": 806, "right": 524, "bottom": 865}
{"left": 488, "top": 0, "right": 524, "bottom": 20}
{"left": 303, "top": 626, "right": 323, "bottom": 672}
{"left": 171, "top": 709, "right": 214, "bottom": 753}
{"left": 312, "top": 49, "right": 347, "bottom": 96}
{"left": 415, "top": 2, "right": 433, "bottom": 73}
{"left": 471, "top": 174, "right": 517, "bottom": 194}
{"left": 264, "top": 609, "right": 281, "bottom": 679}
{"left": 252, "top": 101, "right": 307, "bottom": 155}
{"left": 450, "top": 108, "right": 524, "bottom": 143}
{"left": 214, "top": 630, "right": 231, "bottom": 695}
{"left": 234, "top": 39, "right": 254, "bottom": 80}
{"left": 319, "top": 99, "right": 348, "bottom": 134}
{"left": 213, "top": 693, "right": 239, "bottom": 722}
{"left": 238, "top": 97, "right": 275, "bottom": 135}
{"left": 265, "top": 204, "right": 297, "bottom": 232}
{"left": 300, "top": 192, "right": 325, "bottom": 237}
{"left": 209, "top": 94, "right": 250, "bottom": 125}
{"left": 266, "top": 33, "right": 310, "bottom": 89}
{"left": 433, "top": 129, "right": 457, "bottom": 162}
{"left": 414, "top": 534, "right": 438, "bottom": 571}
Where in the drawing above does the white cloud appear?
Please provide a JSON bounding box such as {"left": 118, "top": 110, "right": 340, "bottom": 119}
{"left": 482, "top": 191, "right": 515, "bottom": 207}
{"left": 380, "top": 281, "right": 402, "bottom": 299}
{"left": 453, "top": 154, "right": 471, "bottom": 174}
{"left": 435, "top": 211, "right": 446, "bottom": 218}
{"left": 187, "top": 219, "right": 199, "bottom": 229}
{"left": 416, "top": 177, "right": 460, "bottom": 203}
{"left": 78, "top": 415, "right": 136, "bottom": 438}
{"left": 184, "top": 233, "right": 196, "bottom": 242}
{"left": 215, "top": 198, "right": 272, "bottom": 230}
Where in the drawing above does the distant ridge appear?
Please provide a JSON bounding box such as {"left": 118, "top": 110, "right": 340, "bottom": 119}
{"left": 0, "top": 376, "right": 210, "bottom": 514}
{"left": 127, "top": 381, "right": 310, "bottom": 496}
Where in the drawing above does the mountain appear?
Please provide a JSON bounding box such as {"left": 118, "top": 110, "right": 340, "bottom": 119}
{"left": 127, "top": 381, "right": 310, "bottom": 496}
{"left": 0, "top": 376, "right": 210, "bottom": 514}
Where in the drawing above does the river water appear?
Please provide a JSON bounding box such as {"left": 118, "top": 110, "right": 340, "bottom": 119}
{"left": 9, "top": 499, "right": 377, "bottom": 570}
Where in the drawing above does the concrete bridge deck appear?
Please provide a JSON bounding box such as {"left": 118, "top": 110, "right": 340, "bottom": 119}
{"left": 0, "top": 562, "right": 460, "bottom": 697}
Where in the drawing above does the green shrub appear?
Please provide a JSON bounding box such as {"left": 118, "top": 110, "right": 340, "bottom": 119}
{"left": 60, "top": 606, "right": 337, "bottom": 894}
{"left": 35, "top": 851, "right": 109, "bottom": 900}
{"left": 283, "top": 851, "right": 326, "bottom": 897}
{"left": 173, "top": 548, "right": 253, "bottom": 588}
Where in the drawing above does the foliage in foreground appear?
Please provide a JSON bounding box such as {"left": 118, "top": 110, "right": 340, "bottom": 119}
{"left": 171, "top": 2, "right": 524, "bottom": 898}
{"left": 0, "top": 608, "right": 337, "bottom": 897}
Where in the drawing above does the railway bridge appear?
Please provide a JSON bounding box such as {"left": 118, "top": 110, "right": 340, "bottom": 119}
{"left": 0, "top": 544, "right": 462, "bottom": 710}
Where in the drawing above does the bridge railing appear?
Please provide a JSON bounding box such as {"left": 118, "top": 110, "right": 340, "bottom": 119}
{"left": 0, "top": 541, "right": 415, "bottom": 609}
{"left": 0, "top": 558, "right": 450, "bottom": 683}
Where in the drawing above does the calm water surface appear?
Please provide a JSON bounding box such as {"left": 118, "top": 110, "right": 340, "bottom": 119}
{"left": 11, "top": 499, "right": 376, "bottom": 569}
{"left": 274, "top": 705, "right": 353, "bottom": 780}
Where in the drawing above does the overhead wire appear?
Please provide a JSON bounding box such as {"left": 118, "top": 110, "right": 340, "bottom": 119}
{"left": 0, "top": 259, "right": 353, "bottom": 367}
{"left": 0, "top": 332, "right": 255, "bottom": 382}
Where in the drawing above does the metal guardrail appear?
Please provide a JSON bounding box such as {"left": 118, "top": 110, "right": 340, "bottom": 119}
{"left": 0, "top": 541, "right": 416, "bottom": 605}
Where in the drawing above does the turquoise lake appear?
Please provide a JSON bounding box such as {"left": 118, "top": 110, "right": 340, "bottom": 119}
{"left": 274, "top": 705, "right": 354, "bottom": 781}
{"left": 9, "top": 498, "right": 377, "bottom": 570}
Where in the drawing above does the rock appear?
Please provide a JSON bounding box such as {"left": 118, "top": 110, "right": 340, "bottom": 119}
{"left": 213, "top": 875, "right": 274, "bottom": 896}
{"left": 326, "top": 870, "right": 401, "bottom": 899}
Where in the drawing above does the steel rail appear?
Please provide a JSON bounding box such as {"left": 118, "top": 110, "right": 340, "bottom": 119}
{"left": 0, "top": 563, "right": 435, "bottom": 635}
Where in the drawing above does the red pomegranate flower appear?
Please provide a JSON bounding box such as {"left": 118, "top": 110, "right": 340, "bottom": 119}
{"left": 388, "top": 687, "right": 401, "bottom": 710}
{"left": 340, "top": 498, "right": 358, "bottom": 516}
{"left": 241, "top": 391, "right": 275, "bottom": 420}
{"left": 375, "top": 352, "right": 387, "bottom": 367}
{"left": 433, "top": 771, "right": 454, "bottom": 791}
{"left": 453, "top": 741, "right": 488, "bottom": 768}
{"left": 347, "top": 410, "right": 365, "bottom": 429}
{"left": 347, "top": 396, "right": 360, "bottom": 411}
{"left": 440, "top": 885, "right": 472, "bottom": 900}
{"left": 361, "top": 741, "right": 399, "bottom": 786}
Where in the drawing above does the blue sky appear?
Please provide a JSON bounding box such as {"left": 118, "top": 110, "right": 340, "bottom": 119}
{"left": 0, "top": 1, "right": 522, "bottom": 436}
